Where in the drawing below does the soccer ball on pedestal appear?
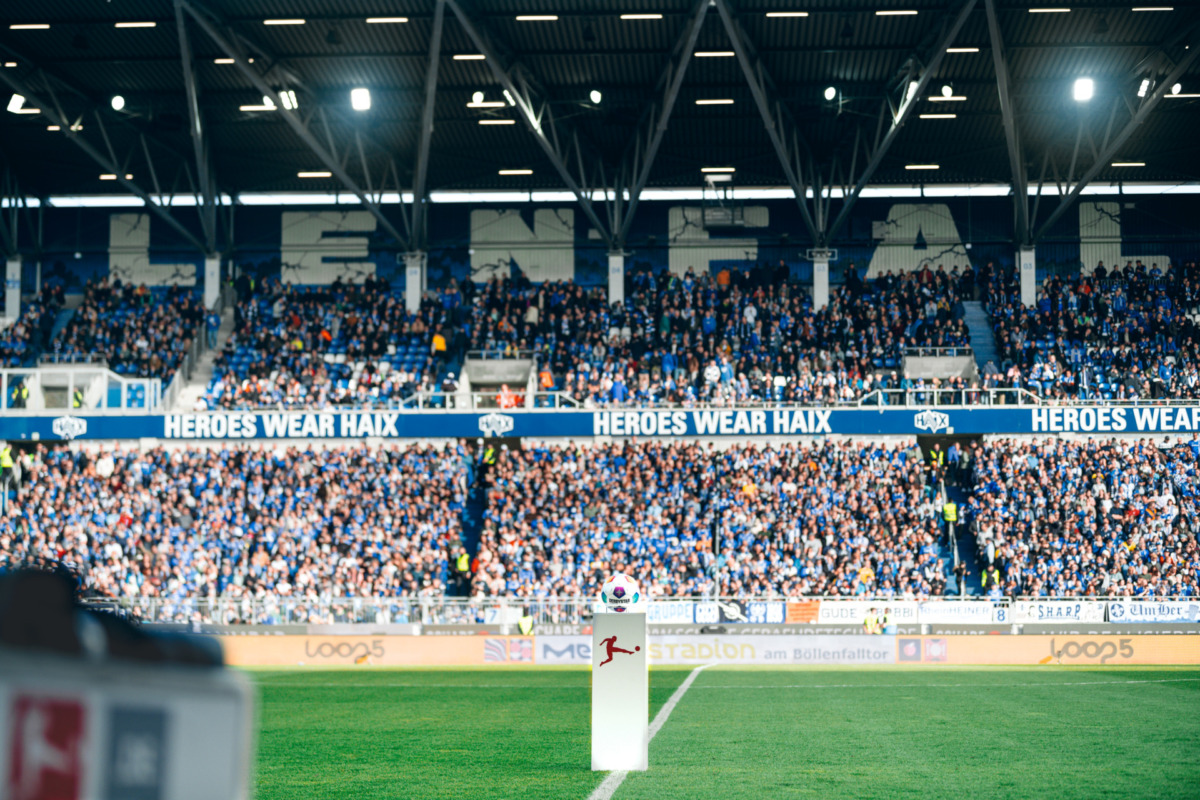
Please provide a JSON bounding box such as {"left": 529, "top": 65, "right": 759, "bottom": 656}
{"left": 600, "top": 573, "right": 641, "bottom": 613}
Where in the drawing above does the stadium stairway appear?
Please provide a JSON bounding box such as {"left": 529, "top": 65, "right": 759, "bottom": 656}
{"left": 172, "top": 312, "right": 236, "bottom": 411}
{"left": 962, "top": 301, "right": 999, "bottom": 373}
{"left": 451, "top": 462, "right": 486, "bottom": 597}
{"left": 946, "top": 484, "right": 984, "bottom": 596}
{"left": 48, "top": 306, "right": 76, "bottom": 346}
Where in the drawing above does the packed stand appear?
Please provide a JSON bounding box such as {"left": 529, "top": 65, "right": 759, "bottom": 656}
{"left": 0, "top": 285, "right": 63, "bottom": 368}
{"left": 983, "top": 259, "right": 1200, "bottom": 401}
{"left": 206, "top": 275, "right": 455, "bottom": 409}
{"left": 474, "top": 262, "right": 973, "bottom": 408}
{"left": 965, "top": 437, "right": 1200, "bottom": 598}
{"left": 472, "top": 439, "right": 950, "bottom": 600}
{"left": 0, "top": 442, "right": 472, "bottom": 621}
{"left": 50, "top": 279, "right": 203, "bottom": 380}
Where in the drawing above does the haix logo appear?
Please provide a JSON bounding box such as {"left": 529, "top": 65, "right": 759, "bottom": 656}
{"left": 478, "top": 412, "right": 515, "bottom": 438}
{"left": 913, "top": 410, "right": 950, "bottom": 433}
{"left": 52, "top": 416, "right": 88, "bottom": 440}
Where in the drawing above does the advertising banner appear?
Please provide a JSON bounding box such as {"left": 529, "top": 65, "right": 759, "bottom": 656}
{"left": 12, "top": 404, "right": 1200, "bottom": 444}
{"left": 917, "top": 601, "right": 1001, "bottom": 624}
{"left": 816, "top": 601, "right": 920, "bottom": 626}
{"left": 649, "top": 635, "right": 894, "bottom": 665}
{"left": 900, "top": 635, "right": 1200, "bottom": 665}
{"left": 1010, "top": 601, "right": 1108, "bottom": 624}
{"left": 646, "top": 602, "right": 695, "bottom": 625}
{"left": 216, "top": 635, "right": 533, "bottom": 666}
{"left": 1107, "top": 601, "right": 1200, "bottom": 624}
{"left": 786, "top": 601, "right": 822, "bottom": 624}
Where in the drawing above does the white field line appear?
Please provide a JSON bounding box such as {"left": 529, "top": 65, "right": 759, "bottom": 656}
{"left": 693, "top": 678, "right": 1200, "bottom": 689}
{"left": 259, "top": 677, "right": 1200, "bottom": 690}
{"left": 586, "top": 663, "right": 714, "bottom": 800}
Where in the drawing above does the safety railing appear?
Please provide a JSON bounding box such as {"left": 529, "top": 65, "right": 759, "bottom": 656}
{"left": 856, "top": 387, "right": 1044, "bottom": 406}
{"left": 83, "top": 594, "right": 1197, "bottom": 627}
{"left": 466, "top": 348, "right": 535, "bottom": 360}
{"left": 901, "top": 346, "right": 974, "bottom": 357}
{"left": 161, "top": 322, "right": 206, "bottom": 413}
{"left": 0, "top": 366, "right": 161, "bottom": 415}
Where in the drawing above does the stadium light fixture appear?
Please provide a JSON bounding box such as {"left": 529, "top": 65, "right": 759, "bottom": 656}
{"left": 478, "top": 119, "right": 515, "bottom": 125}
{"left": 905, "top": 164, "right": 940, "bottom": 170}
{"left": 1111, "top": 162, "right": 1145, "bottom": 167}
{"left": 1131, "top": 7, "right": 1174, "bottom": 10}
{"left": 453, "top": 54, "right": 486, "bottom": 60}
{"left": 503, "top": 90, "right": 516, "bottom": 106}
{"left": 695, "top": 51, "right": 735, "bottom": 57}
{"left": 907, "top": 81, "right": 920, "bottom": 100}
{"left": 6, "top": 94, "right": 39, "bottom": 114}
{"left": 263, "top": 19, "right": 306, "bottom": 25}
{"left": 876, "top": 10, "right": 919, "bottom": 15}
{"left": 297, "top": 171, "right": 333, "bottom": 178}
{"left": 99, "top": 174, "right": 134, "bottom": 180}
{"left": 280, "top": 90, "right": 298, "bottom": 110}
{"left": 590, "top": 90, "right": 602, "bottom": 104}
{"left": 765, "top": 11, "right": 809, "bottom": 17}
{"left": 3, "top": 62, "right": 16, "bottom": 68}
{"left": 1073, "top": 77, "right": 1094, "bottom": 102}
{"left": 620, "top": 14, "right": 663, "bottom": 20}
{"left": 824, "top": 86, "right": 837, "bottom": 101}
{"left": 239, "top": 96, "right": 277, "bottom": 111}
{"left": 111, "top": 95, "right": 126, "bottom": 111}
{"left": 920, "top": 113, "right": 957, "bottom": 119}
{"left": 946, "top": 47, "right": 980, "bottom": 53}
{"left": 47, "top": 124, "right": 84, "bottom": 131}
{"left": 695, "top": 98, "right": 734, "bottom": 105}
{"left": 114, "top": 22, "right": 156, "bottom": 28}
{"left": 365, "top": 17, "right": 409, "bottom": 23}
{"left": 351, "top": 88, "right": 371, "bottom": 111}
{"left": 928, "top": 95, "right": 966, "bottom": 101}
{"left": 214, "top": 58, "right": 252, "bottom": 64}
{"left": 498, "top": 169, "right": 534, "bottom": 175}
{"left": 9, "top": 24, "right": 50, "bottom": 30}
{"left": 701, "top": 167, "right": 736, "bottom": 173}
{"left": 1138, "top": 79, "right": 1150, "bottom": 97}
{"left": 515, "top": 16, "right": 558, "bottom": 21}
{"left": 1172, "top": 82, "right": 1183, "bottom": 94}
{"left": 1028, "top": 7, "right": 1070, "bottom": 12}
{"left": 941, "top": 84, "right": 953, "bottom": 97}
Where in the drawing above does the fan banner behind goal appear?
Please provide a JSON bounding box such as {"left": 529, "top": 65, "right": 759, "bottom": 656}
{"left": 9, "top": 405, "right": 1200, "bottom": 442}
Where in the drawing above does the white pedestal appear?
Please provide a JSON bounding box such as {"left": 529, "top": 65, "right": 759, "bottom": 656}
{"left": 591, "top": 612, "right": 648, "bottom": 771}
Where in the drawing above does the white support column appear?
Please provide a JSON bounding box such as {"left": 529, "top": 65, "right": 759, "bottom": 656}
{"left": 203, "top": 255, "right": 220, "bottom": 310}
{"left": 591, "top": 611, "right": 648, "bottom": 771}
{"left": 812, "top": 254, "right": 829, "bottom": 311}
{"left": 4, "top": 257, "right": 19, "bottom": 324}
{"left": 1019, "top": 246, "right": 1036, "bottom": 308}
{"left": 405, "top": 251, "right": 426, "bottom": 313}
{"left": 607, "top": 251, "right": 625, "bottom": 307}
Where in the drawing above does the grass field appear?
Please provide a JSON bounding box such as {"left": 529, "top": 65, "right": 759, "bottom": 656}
{"left": 251, "top": 666, "right": 1200, "bottom": 800}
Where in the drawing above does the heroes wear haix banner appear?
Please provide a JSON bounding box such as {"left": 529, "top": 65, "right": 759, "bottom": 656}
{"left": 13, "top": 405, "right": 1200, "bottom": 442}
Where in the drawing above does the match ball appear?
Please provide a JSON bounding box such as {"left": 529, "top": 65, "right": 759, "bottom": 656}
{"left": 600, "top": 573, "right": 640, "bottom": 612}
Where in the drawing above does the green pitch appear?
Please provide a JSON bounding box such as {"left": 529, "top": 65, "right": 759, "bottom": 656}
{"left": 251, "top": 666, "right": 1200, "bottom": 800}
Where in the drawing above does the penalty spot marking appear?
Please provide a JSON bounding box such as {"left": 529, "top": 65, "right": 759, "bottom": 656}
{"left": 587, "top": 663, "right": 713, "bottom": 800}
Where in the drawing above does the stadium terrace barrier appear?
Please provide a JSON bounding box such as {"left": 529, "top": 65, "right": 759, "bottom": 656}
{"left": 91, "top": 597, "right": 1200, "bottom": 627}
{"left": 210, "top": 634, "right": 1200, "bottom": 667}
{"left": 11, "top": 404, "right": 1200, "bottom": 441}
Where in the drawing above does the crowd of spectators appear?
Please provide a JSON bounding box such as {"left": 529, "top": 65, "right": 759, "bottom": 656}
{"left": 473, "top": 439, "right": 949, "bottom": 600}
{"left": 0, "top": 442, "right": 472, "bottom": 620}
{"left": 0, "top": 285, "right": 62, "bottom": 368}
{"left": 984, "top": 259, "right": 1200, "bottom": 401}
{"left": 51, "top": 279, "right": 203, "bottom": 381}
{"left": 206, "top": 276, "right": 448, "bottom": 409}
{"left": 965, "top": 437, "right": 1200, "bottom": 598}
{"left": 468, "top": 262, "right": 974, "bottom": 408}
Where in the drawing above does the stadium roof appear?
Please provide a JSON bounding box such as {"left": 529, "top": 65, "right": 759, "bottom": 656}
{"left": 1, "top": 0, "right": 1198, "bottom": 249}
